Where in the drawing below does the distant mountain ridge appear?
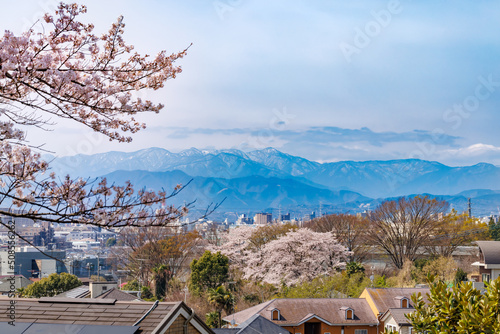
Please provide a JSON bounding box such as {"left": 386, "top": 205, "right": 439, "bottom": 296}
{"left": 46, "top": 147, "right": 500, "bottom": 216}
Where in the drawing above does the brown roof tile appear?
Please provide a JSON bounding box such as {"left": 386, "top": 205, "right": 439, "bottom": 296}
{"left": 225, "top": 298, "right": 378, "bottom": 326}
{"left": 96, "top": 288, "right": 140, "bottom": 301}
{"left": 0, "top": 297, "right": 180, "bottom": 334}
{"left": 364, "top": 288, "right": 430, "bottom": 315}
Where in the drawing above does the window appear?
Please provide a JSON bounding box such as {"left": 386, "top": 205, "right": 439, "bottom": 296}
{"left": 271, "top": 309, "right": 280, "bottom": 320}
{"left": 482, "top": 274, "right": 491, "bottom": 283}
{"left": 385, "top": 325, "right": 397, "bottom": 333}
{"left": 354, "top": 330, "right": 368, "bottom": 334}
{"left": 401, "top": 298, "right": 409, "bottom": 308}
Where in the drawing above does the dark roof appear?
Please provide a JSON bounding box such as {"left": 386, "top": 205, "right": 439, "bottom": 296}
{"left": 364, "top": 288, "right": 430, "bottom": 315}
{"left": 95, "top": 288, "right": 140, "bottom": 301}
{"left": 476, "top": 241, "right": 500, "bottom": 264}
{"left": 0, "top": 297, "right": 198, "bottom": 334}
{"left": 224, "top": 299, "right": 377, "bottom": 326}
{"left": 214, "top": 315, "right": 289, "bottom": 334}
{"left": 0, "top": 322, "right": 138, "bottom": 334}
{"left": 55, "top": 285, "right": 90, "bottom": 298}
{"left": 55, "top": 286, "right": 140, "bottom": 301}
{"left": 238, "top": 314, "right": 290, "bottom": 334}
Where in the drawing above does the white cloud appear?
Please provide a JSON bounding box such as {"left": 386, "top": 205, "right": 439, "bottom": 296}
{"left": 445, "top": 143, "right": 500, "bottom": 157}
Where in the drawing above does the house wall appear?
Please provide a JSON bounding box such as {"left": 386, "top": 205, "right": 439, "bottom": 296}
{"left": 383, "top": 317, "right": 399, "bottom": 333}
{"left": 359, "top": 290, "right": 380, "bottom": 317}
{"left": 283, "top": 320, "right": 377, "bottom": 334}
{"left": 492, "top": 269, "right": 500, "bottom": 281}
{"left": 399, "top": 326, "right": 413, "bottom": 334}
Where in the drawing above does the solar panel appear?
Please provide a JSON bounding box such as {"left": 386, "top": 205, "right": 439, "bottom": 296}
{"left": 23, "top": 323, "right": 85, "bottom": 334}
{"left": 0, "top": 322, "right": 139, "bottom": 334}
{"left": 0, "top": 322, "right": 32, "bottom": 334}
{"left": 79, "top": 325, "right": 139, "bottom": 334}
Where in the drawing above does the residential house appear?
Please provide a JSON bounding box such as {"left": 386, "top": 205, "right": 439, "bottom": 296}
{"left": 223, "top": 298, "right": 379, "bottom": 334}
{"left": 55, "top": 281, "right": 140, "bottom": 301}
{"left": 378, "top": 309, "right": 415, "bottom": 334}
{"left": 359, "top": 288, "right": 430, "bottom": 333}
{"left": 213, "top": 314, "right": 290, "bottom": 334}
{"left": 471, "top": 241, "right": 500, "bottom": 283}
{"left": 0, "top": 297, "right": 214, "bottom": 334}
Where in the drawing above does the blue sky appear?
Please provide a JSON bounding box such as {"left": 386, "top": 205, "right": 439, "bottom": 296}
{"left": 3, "top": 0, "right": 500, "bottom": 166}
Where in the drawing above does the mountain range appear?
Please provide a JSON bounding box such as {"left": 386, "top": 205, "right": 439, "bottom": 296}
{"left": 45, "top": 147, "right": 500, "bottom": 218}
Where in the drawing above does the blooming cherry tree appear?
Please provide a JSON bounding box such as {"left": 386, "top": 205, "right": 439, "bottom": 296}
{"left": 214, "top": 226, "right": 350, "bottom": 286}
{"left": 0, "top": 3, "right": 194, "bottom": 239}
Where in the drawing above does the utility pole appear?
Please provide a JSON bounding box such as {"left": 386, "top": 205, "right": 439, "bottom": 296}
{"left": 467, "top": 198, "right": 472, "bottom": 218}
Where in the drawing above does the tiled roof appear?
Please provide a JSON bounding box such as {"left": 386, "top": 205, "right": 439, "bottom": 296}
{"left": 213, "top": 329, "right": 239, "bottom": 334}
{"left": 364, "top": 288, "right": 430, "bottom": 314}
{"left": 237, "top": 314, "right": 290, "bottom": 334}
{"left": 95, "top": 288, "right": 140, "bottom": 301}
{"left": 224, "top": 299, "right": 378, "bottom": 326}
{"left": 0, "top": 297, "right": 180, "bottom": 334}
{"left": 55, "top": 285, "right": 90, "bottom": 298}
{"left": 383, "top": 308, "right": 415, "bottom": 326}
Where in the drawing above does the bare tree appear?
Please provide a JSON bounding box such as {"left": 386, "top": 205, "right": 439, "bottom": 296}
{"left": 368, "top": 196, "right": 449, "bottom": 269}
{"left": 425, "top": 209, "right": 488, "bottom": 257}
{"left": 307, "top": 213, "right": 370, "bottom": 262}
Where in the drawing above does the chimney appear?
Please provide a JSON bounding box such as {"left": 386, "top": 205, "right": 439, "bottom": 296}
{"left": 89, "top": 281, "right": 117, "bottom": 298}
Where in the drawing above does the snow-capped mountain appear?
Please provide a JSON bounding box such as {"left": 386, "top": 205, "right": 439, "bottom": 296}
{"left": 46, "top": 147, "right": 500, "bottom": 216}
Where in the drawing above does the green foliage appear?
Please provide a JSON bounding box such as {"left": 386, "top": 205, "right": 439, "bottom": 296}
{"left": 413, "top": 258, "right": 430, "bottom": 270}
{"left": 278, "top": 272, "right": 373, "bottom": 299}
{"left": 373, "top": 275, "right": 389, "bottom": 288}
{"left": 141, "top": 286, "right": 154, "bottom": 300}
{"left": 207, "top": 285, "right": 235, "bottom": 328}
{"left": 206, "top": 311, "right": 222, "bottom": 328}
{"left": 407, "top": 276, "right": 500, "bottom": 333}
{"left": 105, "top": 237, "right": 116, "bottom": 247}
{"left": 208, "top": 285, "right": 235, "bottom": 313}
{"left": 346, "top": 261, "right": 365, "bottom": 277}
{"left": 488, "top": 219, "right": 500, "bottom": 241}
{"left": 19, "top": 273, "right": 81, "bottom": 298}
{"left": 189, "top": 251, "right": 229, "bottom": 295}
{"left": 153, "top": 264, "right": 168, "bottom": 299}
{"left": 121, "top": 279, "right": 140, "bottom": 291}
{"left": 454, "top": 268, "right": 468, "bottom": 285}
